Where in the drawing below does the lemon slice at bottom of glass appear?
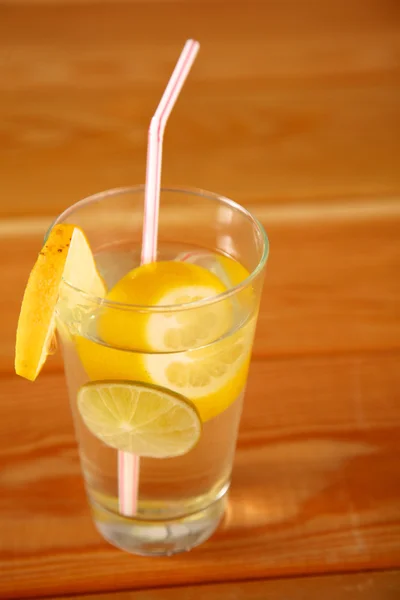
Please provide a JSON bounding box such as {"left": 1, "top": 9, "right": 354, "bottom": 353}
{"left": 77, "top": 381, "right": 202, "bottom": 458}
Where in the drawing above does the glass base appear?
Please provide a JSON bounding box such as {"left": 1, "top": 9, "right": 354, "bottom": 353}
{"left": 90, "top": 493, "right": 227, "bottom": 556}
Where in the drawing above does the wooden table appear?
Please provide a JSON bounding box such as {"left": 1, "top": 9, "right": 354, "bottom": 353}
{"left": 1, "top": 1, "right": 399, "bottom": 598}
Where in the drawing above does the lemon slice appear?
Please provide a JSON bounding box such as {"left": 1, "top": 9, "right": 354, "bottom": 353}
{"left": 76, "top": 317, "right": 255, "bottom": 422}
{"left": 98, "top": 261, "right": 231, "bottom": 353}
{"left": 76, "top": 257, "right": 256, "bottom": 422}
{"left": 143, "top": 318, "right": 255, "bottom": 421}
{"left": 15, "top": 224, "right": 105, "bottom": 381}
{"left": 77, "top": 380, "right": 201, "bottom": 458}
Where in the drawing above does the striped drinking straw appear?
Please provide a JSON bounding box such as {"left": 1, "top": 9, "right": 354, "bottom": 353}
{"left": 118, "top": 39, "right": 200, "bottom": 517}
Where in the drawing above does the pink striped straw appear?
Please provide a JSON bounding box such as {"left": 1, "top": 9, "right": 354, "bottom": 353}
{"left": 141, "top": 39, "right": 200, "bottom": 264}
{"left": 118, "top": 39, "right": 200, "bottom": 517}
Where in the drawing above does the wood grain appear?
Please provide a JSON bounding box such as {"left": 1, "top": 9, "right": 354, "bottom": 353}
{"left": 0, "top": 0, "right": 400, "bottom": 217}
{"left": 1, "top": 0, "right": 400, "bottom": 597}
{"left": 67, "top": 570, "right": 400, "bottom": 600}
{"left": 1, "top": 352, "right": 399, "bottom": 598}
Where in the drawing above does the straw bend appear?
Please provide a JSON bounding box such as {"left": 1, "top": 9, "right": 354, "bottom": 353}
{"left": 141, "top": 39, "right": 200, "bottom": 266}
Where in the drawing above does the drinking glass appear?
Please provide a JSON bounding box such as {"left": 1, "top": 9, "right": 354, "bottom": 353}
{"left": 54, "top": 186, "right": 268, "bottom": 555}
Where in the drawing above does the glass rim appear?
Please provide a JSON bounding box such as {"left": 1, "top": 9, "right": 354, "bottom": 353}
{"left": 54, "top": 185, "right": 269, "bottom": 313}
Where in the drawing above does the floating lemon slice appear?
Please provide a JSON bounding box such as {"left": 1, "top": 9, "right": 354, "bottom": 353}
{"left": 77, "top": 380, "right": 201, "bottom": 458}
{"left": 142, "top": 319, "right": 255, "bottom": 421}
{"left": 77, "top": 257, "right": 256, "bottom": 422}
{"left": 98, "top": 261, "right": 231, "bottom": 353}
{"left": 15, "top": 224, "right": 105, "bottom": 381}
{"left": 76, "top": 322, "right": 254, "bottom": 422}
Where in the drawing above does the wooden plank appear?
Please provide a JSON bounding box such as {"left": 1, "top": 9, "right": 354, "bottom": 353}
{"left": 0, "top": 0, "right": 399, "bottom": 217}
{"left": 2, "top": 1, "right": 400, "bottom": 598}
{"left": 3, "top": 203, "right": 400, "bottom": 374}
{"left": 1, "top": 352, "right": 399, "bottom": 598}
{"left": 64, "top": 570, "right": 400, "bottom": 600}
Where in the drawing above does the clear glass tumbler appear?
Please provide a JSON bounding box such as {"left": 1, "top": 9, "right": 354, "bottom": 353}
{"left": 54, "top": 186, "right": 268, "bottom": 555}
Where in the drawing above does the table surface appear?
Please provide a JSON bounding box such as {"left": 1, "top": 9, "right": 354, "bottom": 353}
{"left": 1, "top": 1, "right": 400, "bottom": 598}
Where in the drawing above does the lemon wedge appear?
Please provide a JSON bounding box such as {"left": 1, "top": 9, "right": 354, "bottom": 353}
{"left": 77, "top": 380, "right": 201, "bottom": 458}
{"left": 15, "top": 224, "right": 105, "bottom": 381}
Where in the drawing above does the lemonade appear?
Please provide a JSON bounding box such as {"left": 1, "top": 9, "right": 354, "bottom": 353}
{"left": 55, "top": 240, "right": 256, "bottom": 553}
{"left": 15, "top": 186, "right": 268, "bottom": 555}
